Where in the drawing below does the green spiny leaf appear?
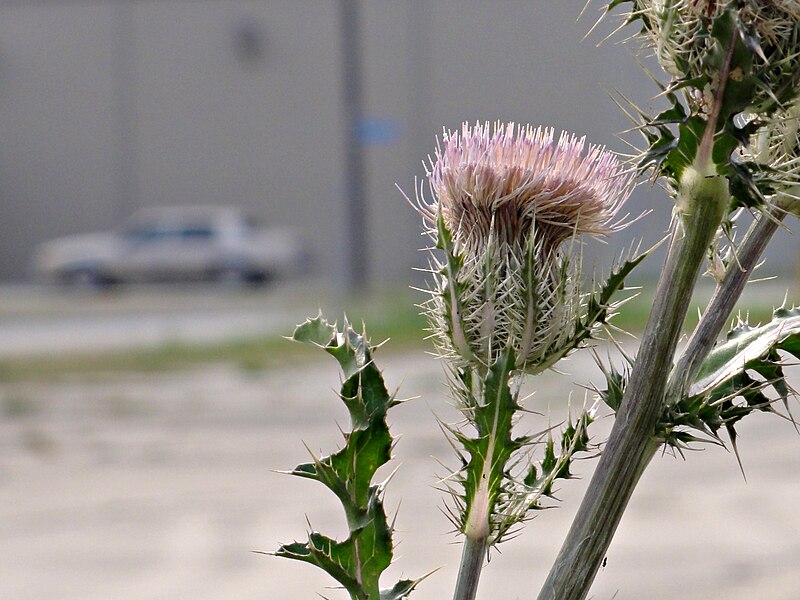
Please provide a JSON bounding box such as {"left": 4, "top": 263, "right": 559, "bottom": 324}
{"left": 276, "top": 534, "right": 363, "bottom": 599}
{"left": 460, "top": 349, "right": 522, "bottom": 533}
{"left": 293, "top": 314, "right": 374, "bottom": 386}
{"left": 599, "top": 362, "right": 627, "bottom": 413}
{"left": 691, "top": 307, "right": 800, "bottom": 398}
{"left": 340, "top": 357, "right": 393, "bottom": 427}
{"left": 380, "top": 579, "right": 422, "bottom": 600}
{"left": 660, "top": 306, "right": 800, "bottom": 452}
{"left": 276, "top": 493, "right": 394, "bottom": 599}
{"left": 666, "top": 115, "right": 706, "bottom": 181}
{"left": 531, "top": 246, "right": 650, "bottom": 374}
{"left": 292, "top": 313, "right": 336, "bottom": 346}
{"left": 436, "top": 210, "right": 478, "bottom": 365}
{"left": 638, "top": 125, "right": 678, "bottom": 175}
{"left": 327, "top": 324, "right": 370, "bottom": 381}
{"left": 712, "top": 131, "right": 739, "bottom": 174}
{"left": 727, "top": 160, "right": 773, "bottom": 210}
{"left": 518, "top": 409, "right": 596, "bottom": 511}
{"left": 279, "top": 317, "right": 420, "bottom": 599}
{"left": 588, "top": 250, "right": 649, "bottom": 323}
{"left": 291, "top": 426, "right": 392, "bottom": 524}
{"left": 541, "top": 436, "right": 556, "bottom": 474}
{"left": 706, "top": 9, "right": 759, "bottom": 124}
{"left": 471, "top": 349, "right": 520, "bottom": 445}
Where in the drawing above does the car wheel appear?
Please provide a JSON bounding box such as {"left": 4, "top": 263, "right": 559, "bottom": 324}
{"left": 61, "top": 268, "right": 117, "bottom": 289}
{"left": 214, "top": 266, "right": 271, "bottom": 287}
{"left": 242, "top": 270, "right": 271, "bottom": 286}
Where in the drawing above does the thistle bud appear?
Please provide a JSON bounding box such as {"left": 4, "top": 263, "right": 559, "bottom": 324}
{"left": 414, "top": 122, "right": 632, "bottom": 372}
{"left": 737, "top": 101, "right": 800, "bottom": 213}
{"left": 638, "top": 1, "right": 800, "bottom": 112}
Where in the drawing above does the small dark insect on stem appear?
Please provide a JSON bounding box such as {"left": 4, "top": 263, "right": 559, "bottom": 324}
{"left": 690, "top": 0, "right": 717, "bottom": 19}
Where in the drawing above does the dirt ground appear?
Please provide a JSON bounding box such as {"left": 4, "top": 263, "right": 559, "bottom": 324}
{"left": 1, "top": 342, "right": 799, "bottom": 600}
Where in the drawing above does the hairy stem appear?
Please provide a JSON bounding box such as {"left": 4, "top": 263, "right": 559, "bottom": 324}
{"left": 537, "top": 167, "right": 727, "bottom": 599}
{"left": 453, "top": 535, "right": 487, "bottom": 600}
{"left": 536, "top": 25, "right": 743, "bottom": 595}
{"left": 669, "top": 202, "right": 787, "bottom": 400}
{"left": 536, "top": 236, "right": 705, "bottom": 599}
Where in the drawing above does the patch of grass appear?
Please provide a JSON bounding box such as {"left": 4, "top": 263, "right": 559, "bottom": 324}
{"left": 0, "top": 337, "right": 315, "bottom": 383}
{"left": 333, "top": 290, "right": 429, "bottom": 347}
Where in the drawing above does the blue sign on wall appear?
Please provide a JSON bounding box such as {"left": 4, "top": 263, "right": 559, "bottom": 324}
{"left": 355, "top": 117, "right": 401, "bottom": 146}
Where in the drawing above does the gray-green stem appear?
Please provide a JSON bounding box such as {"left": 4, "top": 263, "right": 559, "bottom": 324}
{"left": 537, "top": 168, "right": 727, "bottom": 600}
{"left": 537, "top": 34, "right": 739, "bottom": 596}
{"left": 453, "top": 535, "right": 487, "bottom": 600}
{"left": 669, "top": 202, "right": 788, "bottom": 401}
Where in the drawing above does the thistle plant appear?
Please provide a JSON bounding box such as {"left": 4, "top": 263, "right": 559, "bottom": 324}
{"left": 274, "top": 2, "right": 800, "bottom": 599}
{"left": 413, "top": 122, "right": 637, "bottom": 600}
{"left": 634, "top": 0, "right": 800, "bottom": 114}
{"left": 538, "top": 2, "right": 800, "bottom": 598}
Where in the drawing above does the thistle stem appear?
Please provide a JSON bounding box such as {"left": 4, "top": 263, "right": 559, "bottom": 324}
{"left": 537, "top": 168, "right": 727, "bottom": 600}
{"left": 453, "top": 535, "right": 487, "bottom": 600}
{"left": 669, "top": 202, "right": 787, "bottom": 400}
{"left": 535, "top": 26, "right": 745, "bottom": 593}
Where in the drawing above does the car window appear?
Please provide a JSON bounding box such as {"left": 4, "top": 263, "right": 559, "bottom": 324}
{"left": 124, "top": 222, "right": 216, "bottom": 242}
{"left": 180, "top": 226, "right": 214, "bottom": 239}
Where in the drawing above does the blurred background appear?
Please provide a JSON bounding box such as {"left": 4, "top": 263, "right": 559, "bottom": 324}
{"left": 0, "top": 0, "right": 712, "bottom": 285}
{"left": 0, "top": 0, "right": 797, "bottom": 286}
{"left": 0, "top": 1, "right": 799, "bottom": 599}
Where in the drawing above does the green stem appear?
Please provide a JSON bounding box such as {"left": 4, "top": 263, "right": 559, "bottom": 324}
{"left": 537, "top": 165, "right": 727, "bottom": 600}
{"left": 668, "top": 202, "right": 787, "bottom": 401}
{"left": 536, "top": 28, "right": 743, "bottom": 593}
{"left": 453, "top": 535, "right": 487, "bottom": 600}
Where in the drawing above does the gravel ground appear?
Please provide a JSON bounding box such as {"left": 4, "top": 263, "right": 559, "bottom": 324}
{"left": 1, "top": 343, "right": 799, "bottom": 600}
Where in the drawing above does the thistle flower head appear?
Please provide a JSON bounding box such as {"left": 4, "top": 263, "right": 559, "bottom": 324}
{"left": 415, "top": 122, "right": 633, "bottom": 371}
{"left": 419, "top": 122, "right": 630, "bottom": 254}
{"left": 634, "top": 0, "right": 800, "bottom": 111}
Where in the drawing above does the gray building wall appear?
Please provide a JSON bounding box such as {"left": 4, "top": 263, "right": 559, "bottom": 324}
{"left": 0, "top": 2, "right": 120, "bottom": 278}
{"left": 0, "top": 0, "right": 348, "bottom": 281}
{"left": 0, "top": 1, "right": 794, "bottom": 283}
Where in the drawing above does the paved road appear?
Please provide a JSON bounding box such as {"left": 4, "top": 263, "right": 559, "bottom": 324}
{"left": 0, "top": 282, "right": 329, "bottom": 357}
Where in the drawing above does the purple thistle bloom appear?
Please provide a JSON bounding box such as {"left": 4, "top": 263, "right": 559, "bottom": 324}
{"left": 414, "top": 122, "right": 634, "bottom": 371}
{"left": 418, "top": 122, "right": 632, "bottom": 254}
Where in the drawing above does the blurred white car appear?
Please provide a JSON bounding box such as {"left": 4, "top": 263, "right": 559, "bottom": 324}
{"left": 33, "top": 206, "right": 309, "bottom": 286}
